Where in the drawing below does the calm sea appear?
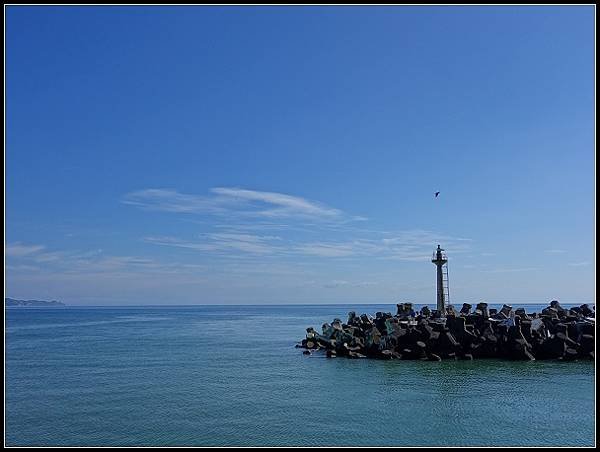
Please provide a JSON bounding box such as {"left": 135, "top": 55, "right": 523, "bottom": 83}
{"left": 5, "top": 304, "right": 596, "bottom": 447}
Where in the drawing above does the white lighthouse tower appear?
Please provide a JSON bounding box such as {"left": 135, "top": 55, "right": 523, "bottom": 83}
{"left": 431, "top": 245, "right": 450, "bottom": 315}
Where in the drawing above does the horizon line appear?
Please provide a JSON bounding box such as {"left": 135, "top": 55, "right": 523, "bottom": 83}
{"left": 5, "top": 301, "right": 595, "bottom": 308}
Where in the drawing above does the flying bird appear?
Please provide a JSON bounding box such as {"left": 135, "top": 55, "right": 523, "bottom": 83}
{"left": 435, "top": 191, "right": 440, "bottom": 198}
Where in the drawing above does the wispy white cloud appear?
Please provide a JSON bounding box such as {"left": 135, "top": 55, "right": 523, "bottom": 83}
{"left": 567, "top": 261, "right": 589, "bottom": 267}
{"left": 6, "top": 241, "right": 331, "bottom": 306}
{"left": 6, "top": 241, "right": 207, "bottom": 277}
{"left": 8, "top": 187, "right": 483, "bottom": 304}
{"left": 122, "top": 189, "right": 226, "bottom": 214}
{"left": 545, "top": 249, "right": 567, "bottom": 254}
{"left": 294, "top": 243, "right": 357, "bottom": 257}
{"left": 5, "top": 264, "right": 41, "bottom": 272}
{"left": 144, "top": 233, "right": 283, "bottom": 255}
{"left": 322, "top": 280, "right": 378, "bottom": 289}
{"left": 143, "top": 229, "right": 472, "bottom": 263}
{"left": 146, "top": 235, "right": 359, "bottom": 258}
{"left": 143, "top": 236, "right": 220, "bottom": 252}
{"left": 122, "top": 187, "right": 347, "bottom": 221}
{"left": 210, "top": 187, "right": 342, "bottom": 219}
{"left": 481, "top": 267, "right": 538, "bottom": 273}
{"left": 298, "top": 231, "right": 471, "bottom": 262}
{"left": 293, "top": 238, "right": 429, "bottom": 261}
{"left": 5, "top": 243, "right": 46, "bottom": 257}
{"left": 5, "top": 242, "right": 67, "bottom": 263}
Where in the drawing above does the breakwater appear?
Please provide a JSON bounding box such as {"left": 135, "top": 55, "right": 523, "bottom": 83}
{"left": 297, "top": 301, "right": 595, "bottom": 361}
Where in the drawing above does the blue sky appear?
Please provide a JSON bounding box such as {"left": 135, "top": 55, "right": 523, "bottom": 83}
{"left": 5, "top": 6, "right": 595, "bottom": 305}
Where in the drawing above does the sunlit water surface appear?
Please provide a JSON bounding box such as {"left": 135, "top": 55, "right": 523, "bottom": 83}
{"left": 5, "top": 304, "right": 595, "bottom": 446}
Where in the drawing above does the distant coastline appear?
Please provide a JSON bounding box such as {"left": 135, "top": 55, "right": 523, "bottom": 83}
{"left": 5, "top": 298, "right": 65, "bottom": 307}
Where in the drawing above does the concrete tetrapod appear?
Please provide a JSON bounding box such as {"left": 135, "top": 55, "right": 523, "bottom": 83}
{"left": 298, "top": 302, "right": 595, "bottom": 361}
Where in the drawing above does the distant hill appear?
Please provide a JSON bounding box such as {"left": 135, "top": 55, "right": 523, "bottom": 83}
{"left": 5, "top": 298, "right": 65, "bottom": 307}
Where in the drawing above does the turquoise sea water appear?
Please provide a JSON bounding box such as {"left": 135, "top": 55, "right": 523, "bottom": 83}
{"left": 5, "top": 304, "right": 596, "bottom": 447}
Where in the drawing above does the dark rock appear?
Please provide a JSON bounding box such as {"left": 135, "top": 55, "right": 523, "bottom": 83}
{"left": 515, "top": 308, "right": 529, "bottom": 319}
{"left": 476, "top": 302, "right": 490, "bottom": 318}
{"left": 459, "top": 303, "right": 472, "bottom": 315}
{"left": 579, "top": 334, "right": 594, "bottom": 353}
{"left": 579, "top": 304, "right": 593, "bottom": 317}
{"left": 550, "top": 300, "right": 567, "bottom": 315}
{"left": 563, "top": 348, "right": 578, "bottom": 361}
{"left": 427, "top": 353, "right": 442, "bottom": 361}
{"left": 380, "top": 349, "right": 394, "bottom": 360}
{"left": 500, "top": 304, "right": 513, "bottom": 317}
{"left": 446, "top": 305, "right": 458, "bottom": 316}
{"left": 299, "top": 302, "right": 595, "bottom": 362}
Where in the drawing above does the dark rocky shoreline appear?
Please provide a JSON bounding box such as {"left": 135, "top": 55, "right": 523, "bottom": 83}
{"left": 297, "top": 301, "right": 595, "bottom": 361}
{"left": 5, "top": 298, "right": 65, "bottom": 307}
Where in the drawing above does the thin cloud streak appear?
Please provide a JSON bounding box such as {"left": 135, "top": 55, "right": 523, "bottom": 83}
{"left": 481, "top": 267, "right": 539, "bottom": 273}
{"left": 322, "top": 280, "right": 378, "bottom": 289}
{"left": 144, "top": 234, "right": 283, "bottom": 255}
{"left": 122, "top": 189, "right": 226, "bottom": 214}
{"left": 210, "top": 187, "right": 342, "bottom": 218}
{"left": 6, "top": 241, "right": 208, "bottom": 277}
{"left": 5, "top": 243, "right": 46, "bottom": 257}
{"left": 143, "top": 229, "right": 472, "bottom": 262}
{"left": 122, "top": 187, "right": 348, "bottom": 221}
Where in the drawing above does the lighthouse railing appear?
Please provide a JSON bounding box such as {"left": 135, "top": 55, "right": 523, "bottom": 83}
{"left": 432, "top": 251, "right": 448, "bottom": 261}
